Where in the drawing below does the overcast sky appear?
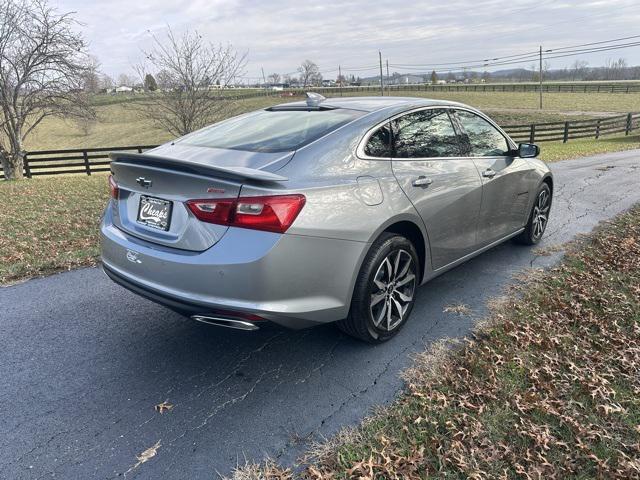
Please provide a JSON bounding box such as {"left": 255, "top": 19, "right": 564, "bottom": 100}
{"left": 54, "top": 0, "right": 640, "bottom": 81}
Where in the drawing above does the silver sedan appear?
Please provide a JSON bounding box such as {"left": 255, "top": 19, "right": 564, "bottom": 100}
{"left": 101, "top": 94, "right": 552, "bottom": 343}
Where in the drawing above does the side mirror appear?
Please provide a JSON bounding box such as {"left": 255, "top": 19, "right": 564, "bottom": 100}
{"left": 518, "top": 143, "right": 539, "bottom": 158}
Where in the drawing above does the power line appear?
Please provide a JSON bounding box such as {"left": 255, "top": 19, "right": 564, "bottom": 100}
{"left": 388, "top": 38, "right": 640, "bottom": 74}
{"left": 389, "top": 36, "right": 640, "bottom": 71}
{"left": 550, "top": 34, "right": 640, "bottom": 52}
{"left": 239, "top": 33, "right": 640, "bottom": 83}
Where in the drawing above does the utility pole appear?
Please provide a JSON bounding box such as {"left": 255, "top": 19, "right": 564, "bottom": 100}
{"left": 386, "top": 59, "right": 389, "bottom": 93}
{"left": 261, "top": 67, "right": 267, "bottom": 89}
{"left": 539, "top": 45, "right": 543, "bottom": 109}
{"left": 338, "top": 65, "right": 343, "bottom": 96}
{"left": 379, "top": 51, "right": 384, "bottom": 97}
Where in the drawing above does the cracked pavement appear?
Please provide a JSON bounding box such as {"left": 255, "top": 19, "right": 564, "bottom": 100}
{"left": 1, "top": 149, "right": 639, "bottom": 479}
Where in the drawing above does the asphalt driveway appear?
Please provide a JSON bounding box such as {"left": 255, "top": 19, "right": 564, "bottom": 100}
{"left": 1, "top": 150, "right": 639, "bottom": 479}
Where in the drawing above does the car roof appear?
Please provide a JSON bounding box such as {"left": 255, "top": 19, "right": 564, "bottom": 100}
{"left": 269, "top": 95, "right": 468, "bottom": 113}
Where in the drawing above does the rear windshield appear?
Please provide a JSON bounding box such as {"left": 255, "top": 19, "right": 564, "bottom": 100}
{"left": 178, "top": 108, "right": 363, "bottom": 153}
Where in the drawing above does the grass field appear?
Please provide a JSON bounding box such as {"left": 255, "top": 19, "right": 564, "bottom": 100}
{"left": 0, "top": 175, "right": 108, "bottom": 284}
{"left": 371, "top": 90, "right": 640, "bottom": 113}
{"left": 24, "top": 90, "right": 640, "bottom": 152}
{"left": 23, "top": 93, "right": 640, "bottom": 164}
{"left": 25, "top": 96, "right": 289, "bottom": 151}
{"left": 231, "top": 205, "right": 640, "bottom": 479}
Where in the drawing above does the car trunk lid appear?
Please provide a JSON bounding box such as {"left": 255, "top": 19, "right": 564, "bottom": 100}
{"left": 109, "top": 145, "right": 292, "bottom": 252}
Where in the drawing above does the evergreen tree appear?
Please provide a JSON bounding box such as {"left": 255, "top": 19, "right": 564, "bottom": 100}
{"left": 144, "top": 73, "right": 158, "bottom": 92}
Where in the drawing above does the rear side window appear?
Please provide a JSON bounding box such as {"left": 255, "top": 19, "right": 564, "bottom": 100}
{"left": 454, "top": 110, "right": 510, "bottom": 156}
{"left": 392, "top": 109, "right": 462, "bottom": 158}
{"left": 179, "top": 109, "right": 363, "bottom": 153}
{"left": 364, "top": 124, "right": 392, "bottom": 157}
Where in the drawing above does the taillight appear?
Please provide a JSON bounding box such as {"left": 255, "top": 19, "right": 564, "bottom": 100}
{"left": 108, "top": 175, "right": 119, "bottom": 199}
{"left": 186, "top": 194, "right": 306, "bottom": 233}
{"left": 186, "top": 199, "right": 235, "bottom": 225}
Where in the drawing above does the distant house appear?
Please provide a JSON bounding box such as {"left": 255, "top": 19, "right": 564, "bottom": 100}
{"left": 115, "top": 86, "right": 133, "bottom": 93}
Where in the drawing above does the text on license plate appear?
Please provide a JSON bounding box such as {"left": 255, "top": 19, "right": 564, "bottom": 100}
{"left": 137, "top": 196, "right": 172, "bottom": 231}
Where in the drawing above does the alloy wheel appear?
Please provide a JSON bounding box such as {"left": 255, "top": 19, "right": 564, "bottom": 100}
{"left": 532, "top": 189, "right": 550, "bottom": 240}
{"left": 369, "top": 249, "right": 416, "bottom": 332}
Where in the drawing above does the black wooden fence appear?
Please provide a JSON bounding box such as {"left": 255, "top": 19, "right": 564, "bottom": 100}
{"left": 502, "top": 112, "right": 640, "bottom": 143}
{"left": 2, "top": 111, "right": 639, "bottom": 179}
{"left": 0, "top": 145, "right": 158, "bottom": 180}
{"left": 154, "top": 82, "right": 640, "bottom": 100}
{"left": 305, "top": 82, "right": 640, "bottom": 95}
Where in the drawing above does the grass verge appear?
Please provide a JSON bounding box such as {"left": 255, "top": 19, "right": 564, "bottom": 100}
{"left": 0, "top": 174, "right": 108, "bottom": 285}
{"left": 231, "top": 205, "right": 640, "bottom": 478}
{"left": 540, "top": 134, "right": 640, "bottom": 162}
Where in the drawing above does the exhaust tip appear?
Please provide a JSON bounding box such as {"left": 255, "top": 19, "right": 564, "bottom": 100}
{"left": 191, "top": 315, "right": 260, "bottom": 331}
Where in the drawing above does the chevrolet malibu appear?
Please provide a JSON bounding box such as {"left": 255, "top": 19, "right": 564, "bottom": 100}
{"left": 101, "top": 94, "right": 552, "bottom": 343}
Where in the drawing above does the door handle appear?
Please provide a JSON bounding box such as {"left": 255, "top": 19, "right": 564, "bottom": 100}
{"left": 482, "top": 168, "right": 497, "bottom": 178}
{"left": 412, "top": 176, "right": 433, "bottom": 187}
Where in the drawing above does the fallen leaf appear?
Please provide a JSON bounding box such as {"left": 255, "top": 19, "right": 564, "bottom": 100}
{"left": 155, "top": 401, "right": 174, "bottom": 414}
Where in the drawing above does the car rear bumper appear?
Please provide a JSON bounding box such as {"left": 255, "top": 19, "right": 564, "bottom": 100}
{"left": 100, "top": 204, "right": 369, "bottom": 329}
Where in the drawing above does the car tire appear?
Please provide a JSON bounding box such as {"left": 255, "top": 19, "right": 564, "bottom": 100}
{"left": 337, "top": 232, "right": 420, "bottom": 343}
{"left": 514, "top": 182, "right": 552, "bottom": 245}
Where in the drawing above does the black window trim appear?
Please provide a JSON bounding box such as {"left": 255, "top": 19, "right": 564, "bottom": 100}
{"left": 357, "top": 105, "right": 517, "bottom": 161}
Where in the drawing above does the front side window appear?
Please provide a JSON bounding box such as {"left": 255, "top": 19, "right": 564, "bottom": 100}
{"left": 455, "top": 110, "right": 510, "bottom": 157}
{"left": 364, "top": 123, "right": 392, "bottom": 157}
{"left": 392, "top": 109, "right": 461, "bottom": 158}
{"left": 178, "top": 108, "right": 363, "bottom": 153}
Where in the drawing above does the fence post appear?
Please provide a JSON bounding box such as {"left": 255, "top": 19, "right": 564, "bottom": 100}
{"left": 83, "top": 150, "right": 91, "bottom": 176}
{"left": 626, "top": 113, "right": 632, "bottom": 135}
{"left": 23, "top": 153, "right": 32, "bottom": 179}
{"left": 595, "top": 119, "right": 601, "bottom": 139}
{"left": 529, "top": 124, "right": 536, "bottom": 143}
{"left": 563, "top": 122, "right": 570, "bottom": 143}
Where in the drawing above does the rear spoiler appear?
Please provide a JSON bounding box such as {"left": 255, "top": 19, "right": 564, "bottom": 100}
{"left": 109, "top": 152, "right": 288, "bottom": 183}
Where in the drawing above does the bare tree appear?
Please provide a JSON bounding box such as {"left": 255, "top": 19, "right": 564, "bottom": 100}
{"left": 117, "top": 73, "right": 135, "bottom": 87}
{"left": 155, "top": 69, "right": 174, "bottom": 91}
{"left": 298, "top": 60, "right": 321, "bottom": 88}
{"left": 267, "top": 72, "right": 280, "bottom": 85}
{"left": 132, "top": 28, "right": 246, "bottom": 137}
{"left": 0, "top": 0, "right": 95, "bottom": 180}
{"left": 281, "top": 73, "right": 293, "bottom": 86}
{"left": 601, "top": 58, "right": 628, "bottom": 80}
{"left": 82, "top": 55, "right": 101, "bottom": 94}
{"left": 98, "top": 73, "right": 115, "bottom": 91}
{"left": 611, "top": 58, "right": 628, "bottom": 80}
{"left": 570, "top": 60, "right": 589, "bottom": 81}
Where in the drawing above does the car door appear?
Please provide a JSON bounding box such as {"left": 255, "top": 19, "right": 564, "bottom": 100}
{"left": 452, "top": 109, "right": 535, "bottom": 246}
{"left": 389, "top": 108, "right": 484, "bottom": 270}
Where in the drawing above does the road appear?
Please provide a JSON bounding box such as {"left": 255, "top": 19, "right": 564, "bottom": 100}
{"left": 1, "top": 150, "right": 639, "bottom": 479}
